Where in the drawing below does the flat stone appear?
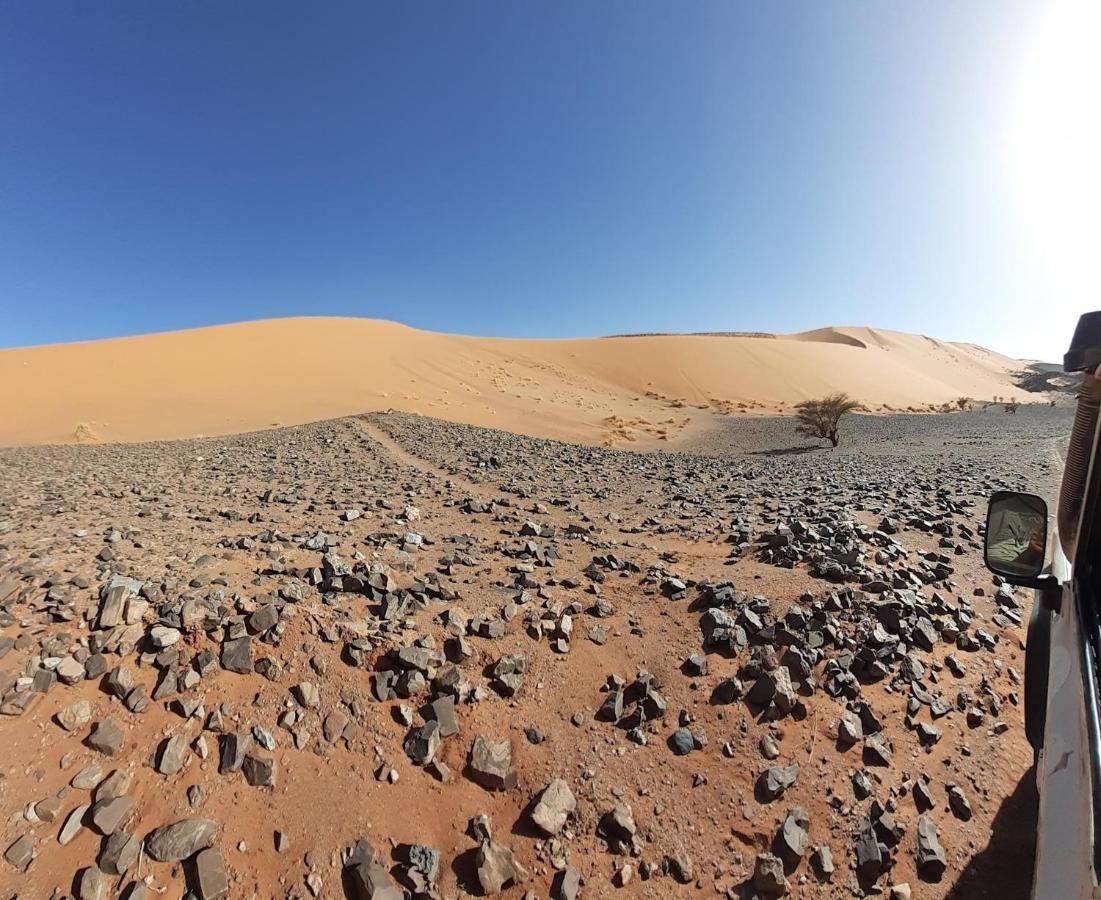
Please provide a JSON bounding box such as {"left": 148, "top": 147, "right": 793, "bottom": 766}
{"left": 57, "top": 698, "right": 92, "bottom": 732}
{"left": 813, "top": 844, "right": 835, "bottom": 877}
{"left": 87, "top": 719, "right": 124, "bottom": 756}
{"left": 34, "top": 795, "right": 62, "bottom": 823}
{"left": 145, "top": 817, "right": 217, "bottom": 862}
{"left": 149, "top": 625, "right": 181, "bottom": 649}
{"left": 97, "top": 586, "right": 128, "bottom": 629}
{"left": 551, "top": 867, "right": 581, "bottom": 900}
{"left": 58, "top": 804, "right": 89, "bottom": 845}
{"left": 476, "top": 838, "right": 529, "bottom": 894}
{"left": 3, "top": 834, "right": 33, "bottom": 872}
{"left": 423, "top": 695, "right": 459, "bottom": 737}
{"left": 531, "top": 779, "right": 576, "bottom": 836}
{"left": 194, "top": 846, "right": 230, "bottom": 899}
{"left": 247, "top": 604, "right": 280, "bottom": 634}
{"left": 94, "top": 769, "right": 132, "bottom": 801}
{"left": 293, "top": 681, "right": 320, "bottom": 708}
{"left": 864, "top": 732, "right": 893, "bottom": 766}
{"left": 89, "top": 795, "right": 134, "bottom": 835}
{"left": 77, "top": 865, "right": 107, "bottom": 900}
{"left": 758, "top": 763, "right": 799, "bottom": 801}
{"left": 778, "top": 806, "right": 809, "bottom": 864}
{"left": 220, "top": 637, "right": 253, "bottom": 674}
{"left": 157, "top": 734, "right": 190, "bottom": 775}
{"left": 323, "top": 710, "right": 350, "bottom": 742}
{"left": 98, "top": 830, "right": 140, "bottom": 875}
{"left": 242, "top": 752, "right": 276, "bottom": 787}
{"left": 56, "top": 656, "right": 86, "bottom": 685}
{"left": 469, "top": 735, "right": 518, "bottom": 790}
{"left": 71, "top": 765, "right": 102, "bottom": 790}
{"left": 916, "top": 815, "right": 947, "bottom": 882}
{"left": 753, "top": 851, "right": 788, "bottom": 896}
{"left": 219, "top": 731, "right": 252, "bottom": 773}
{"left": 346, "top": 840, "right": 403, "bottom": 900}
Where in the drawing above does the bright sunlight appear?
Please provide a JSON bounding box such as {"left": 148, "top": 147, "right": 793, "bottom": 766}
{"left": 1009, "top": 0, "right": 1101, "bottom": 348}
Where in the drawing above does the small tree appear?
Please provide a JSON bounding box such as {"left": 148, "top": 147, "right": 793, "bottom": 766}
{"left": 794, "top": 393, "right": 862, "bottom": 447}
{"left": 956, "top": 396, "right": 970, "bottom": 410}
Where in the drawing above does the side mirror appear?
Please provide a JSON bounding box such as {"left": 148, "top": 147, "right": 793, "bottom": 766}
{"left": 984, "top": 491, "right": 1049, "bottom": 585}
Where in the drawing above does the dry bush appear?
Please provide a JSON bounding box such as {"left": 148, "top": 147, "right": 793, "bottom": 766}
{"left": 794, "top": 393, "right": 862, "bottom": 447}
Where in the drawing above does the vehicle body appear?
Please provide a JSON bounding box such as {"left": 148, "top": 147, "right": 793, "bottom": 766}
{"left": 984, "top": 311, "right": 1101, "bottom": 898}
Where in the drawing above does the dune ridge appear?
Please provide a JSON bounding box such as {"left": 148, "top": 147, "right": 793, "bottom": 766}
{"left": 0, "top": 316, "right": 1033, "bottom": 447}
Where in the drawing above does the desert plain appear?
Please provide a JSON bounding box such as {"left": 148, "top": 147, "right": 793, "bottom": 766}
{"left": 0, "top": 319, "right": 1069, "bottom": 899}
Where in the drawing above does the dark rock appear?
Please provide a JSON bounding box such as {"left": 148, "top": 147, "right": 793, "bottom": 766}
{"left": 669, "top": 727, "right": 695, "bottom": 755}
{"left": 346, "top": 839, "right": 403, "bottom": 900}
{"left": 475, "top": 836, "right": 529, "bottom": 894}
{"left": 194, "top": 846, "right": 230, "bottom": 899}
{"left": 87, "top": 719, "right": 124, "bottom": 756}
{"left": 916, "top": 815, "right": 947, "bottom": 881}
{"left": 219, "top": 732, "right": 252, "bottom": 773}
{"left": 753, "top": 851, "right": 789, "bottom": 896}
{"left": 3, "top": 834, "right": 33, "bottom": 872}
{"left": 777, "top": 806, "right": 809, "bottom": 864}
{"left": 145, "top": 817, "right": 217, "bottom": 862}
{"left": 89, "top": 795, "right": 134, "bottom": 835}
{"left": 98, "top": 830, "right": 140, "bottom": 875}
{"left": 551, "top": 867, "right": 581, "bottom": 899}
{"left": 469, "top": 735, "right": 517, "bottom": 790}
{"left": 855, "top": 820, "right": 883, "bottom": 883}
{"left": 242, "top": 752, "right": 276, "bottom": 787}
{"left": 404, "top": 721, "right": 441, "bottom": 766}
{"left": 758, "top": 764, "right": 799, "bottom": 801}
{"left": 220, "top": 637, "right": 253, "bottom": 674}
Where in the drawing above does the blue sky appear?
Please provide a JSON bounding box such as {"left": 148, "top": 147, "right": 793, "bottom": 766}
{"left": 1, "top": 1, "right": 1095, "bottom": 359}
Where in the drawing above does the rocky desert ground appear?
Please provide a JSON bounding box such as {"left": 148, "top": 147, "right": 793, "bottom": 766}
{"left": 0, "top": 404, "right": 1071, "bottom": 899}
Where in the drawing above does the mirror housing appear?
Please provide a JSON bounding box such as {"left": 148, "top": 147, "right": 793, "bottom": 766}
{"left": 984, "top": 490, "right": 1054, "bottom": 588}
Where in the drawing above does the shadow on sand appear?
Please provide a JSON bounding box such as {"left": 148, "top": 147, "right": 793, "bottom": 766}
{"left": 747, "top": 445, "right": 822, "bottom": 457}
{"left": 946, "top": 767, "right": 1037, "bottom": 900}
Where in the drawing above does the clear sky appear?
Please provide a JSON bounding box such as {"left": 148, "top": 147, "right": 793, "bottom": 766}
{"left": 1, "top": 2, "right": 1098, "bottom": 360}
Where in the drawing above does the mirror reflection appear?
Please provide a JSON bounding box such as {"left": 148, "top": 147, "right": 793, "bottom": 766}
{"left": 986, "top": 492, "right": 1048, "bottom": 578}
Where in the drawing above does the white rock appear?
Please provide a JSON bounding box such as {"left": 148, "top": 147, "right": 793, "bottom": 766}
{"left": 149, "top": 625, "right": 181, "bottom": 649}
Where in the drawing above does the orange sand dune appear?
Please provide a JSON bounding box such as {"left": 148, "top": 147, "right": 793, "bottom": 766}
{"left": 0, "top": 317, "right": 1033, "bottom": 447}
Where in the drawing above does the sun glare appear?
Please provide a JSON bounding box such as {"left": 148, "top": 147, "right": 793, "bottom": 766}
{"left": 1009, "top": 0, "right": 1101, "bottom": 336}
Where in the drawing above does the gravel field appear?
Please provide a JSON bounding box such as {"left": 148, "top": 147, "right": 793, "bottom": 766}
{"left": 0, "top": 406, "right": 1072, "bottom": 899}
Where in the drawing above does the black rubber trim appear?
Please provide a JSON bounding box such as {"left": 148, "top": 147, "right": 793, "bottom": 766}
{"left": 1025, "top": 599, "right": 1051, "bottom": 752}
{"left": 1075, "top": 577, "right": 1101, "bottom": 878}
{"left": 1072, "top": 399, "right": 1101, "bottom": 878}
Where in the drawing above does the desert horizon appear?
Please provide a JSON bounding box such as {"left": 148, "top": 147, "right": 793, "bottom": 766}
{"left": 5, "top": 3, "right": 1099, "bottom": 897}
{"left": 0, "top": 316, "right": 1040, "bottom": 449}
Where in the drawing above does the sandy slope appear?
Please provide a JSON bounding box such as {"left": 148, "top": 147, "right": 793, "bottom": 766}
{"left": 0, "top": 317, "right": 1032, "bottom": 447}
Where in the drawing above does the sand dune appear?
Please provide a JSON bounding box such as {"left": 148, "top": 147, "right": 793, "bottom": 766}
{"left": 0, "top": 317, "right": 1034, "bottom": 447}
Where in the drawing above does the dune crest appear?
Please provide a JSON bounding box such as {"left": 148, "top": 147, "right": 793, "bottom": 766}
{"left": 0, "top": 316, "right": 1033, "bottom": 447}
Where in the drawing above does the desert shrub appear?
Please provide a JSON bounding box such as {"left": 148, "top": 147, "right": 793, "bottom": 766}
{"left": 794, "top": 393, "right": 862, "bottom": 447}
